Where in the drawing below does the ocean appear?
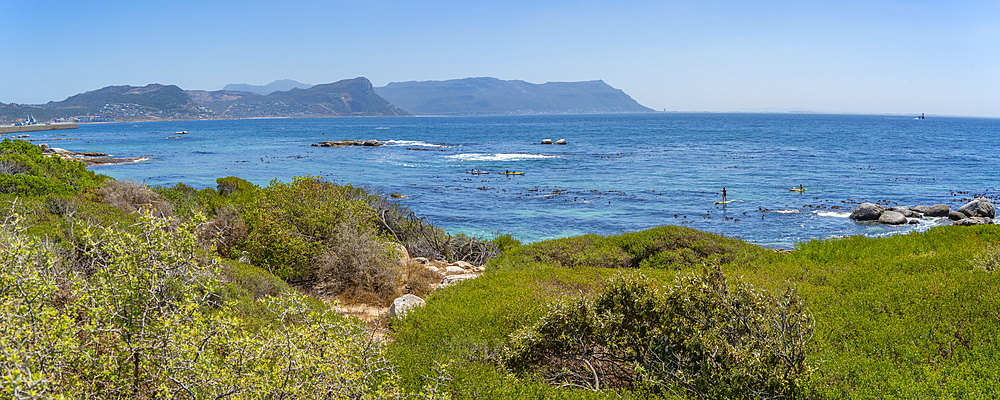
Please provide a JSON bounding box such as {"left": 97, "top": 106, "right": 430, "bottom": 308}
{"left": 27, "top": 113, "right": 1000, "bottom": 248}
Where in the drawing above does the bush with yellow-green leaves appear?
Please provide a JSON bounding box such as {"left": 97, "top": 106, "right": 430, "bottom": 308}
{"left": 0, "top": 207, "right": 402, "bottom": 399}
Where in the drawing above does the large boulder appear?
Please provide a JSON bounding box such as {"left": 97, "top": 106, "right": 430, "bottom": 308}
{"left": 889, "top": 207, "right": 921, "bottom": 218}
{"left": 954, "top": 217, "right": 993, "bottom": 226}
{"left": 388, "top": 294, "right": 425, "bottom": 319}
{"left": 555, "top": 139, "right": 567, "bottom": 145}
{"left": 440, "top": 273, "right": 479, "bottom": 288}
{"left": 879, "top": 211, "right": 907, "bottom": 225}
{"left": 924, "top": 204, "right": 950, "bottom": 217}
{"left": 957, "top": 198, "right": 995, "bottom": 218}
{"left": 909, "top": 205, "right": 929, "bottom": 214}
{"left": 948, "top": 211, "right": 966, "bottom": 221}
{"left": 444, "top": 266, "right": 466, "bottom": 275}
{"left": 849, "top": 202, "right": 884, "bottom": 221}
{"left": 541, "top": 139, "right": 553, "bottom": 144}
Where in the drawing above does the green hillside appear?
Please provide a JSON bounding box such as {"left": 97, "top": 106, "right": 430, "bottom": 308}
{"left": 1, "top": 137, "right": 998, "bottom": 398}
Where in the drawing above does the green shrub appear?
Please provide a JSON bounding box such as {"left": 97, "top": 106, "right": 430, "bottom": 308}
{"left": 154, "top": 182, "right": 226, "bottom": 219}
{"left": 493, "top": 233, "right": 522, "bottom": 253}
{"left": 0, "top": 138, "right": 107, "bottom": 192}
{"left": 494, "top": 226, "right": 760, "bottom": 272}
{"left": 236, "top": 176, "right": 394, "bottom": 287}
{"left": 505, "top": 267, "right": 815, "bottom": 399}
{"left": 0, "top": 173, "right": 75, "bottom": 196}
{"left": 216, "top": 175, "right": 257, "bottom": 196}
{"left": 0, "top": 209, "right": 404, "bottom": 398}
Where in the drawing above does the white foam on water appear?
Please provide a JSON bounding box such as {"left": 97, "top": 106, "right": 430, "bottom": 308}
{"left": 776, "top": 209, "right": 800, "bottom": 214}
{"left": 446, "top": 153, "right": 559, "bottom": 162}
{"left": 374, "top": 127, "right": 390, "bottom": 130}
{"left": 816, "top": 211, "right": 851, "bottom": 218}
{"left": 383, "top": 140, "right": 449, "bottom": 148}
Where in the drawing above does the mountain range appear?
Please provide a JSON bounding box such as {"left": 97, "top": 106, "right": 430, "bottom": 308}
{"left": 1, "top": 77, "right": 652, "bottom": 124}
{"left": 222, "top": 79, "right": 313, "bottom": 95}
{"left": 375, "top": 77, "right": 653, "bottom": 115}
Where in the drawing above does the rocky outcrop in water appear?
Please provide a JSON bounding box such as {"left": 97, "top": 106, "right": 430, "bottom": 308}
{"left": 957, "top": 198, "right": 995, "bottom": 219}
{"left": 312, "top": 139, "right": 382, "bottom": 147}
{"left": 848, "top": 198, "right": 996, "bottom": 227}
{"left": 923, "top": 204, "right": 950, "bottom": 217}
{"left": 878, "top": 211, "right": 907, "bottom": 225}
{"left": 849, "top": 203, "right": 884, "bottom": 221}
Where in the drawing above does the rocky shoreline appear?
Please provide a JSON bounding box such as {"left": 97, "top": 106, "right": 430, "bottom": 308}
{"left": 849, "top": 198, "right": 996, "bottom": 226}
{"left": 39, "top": 142, "right": 147, "bottom": 166}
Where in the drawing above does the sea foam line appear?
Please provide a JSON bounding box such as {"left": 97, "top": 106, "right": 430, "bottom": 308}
{"left": 816, "top": 211, "right": 851, "bottom": 218}
{"left": 383, "top": 140, "right": 449, "bottom": 148}
{"left": 446, "top": 153, "right": 559, "bottom": 162}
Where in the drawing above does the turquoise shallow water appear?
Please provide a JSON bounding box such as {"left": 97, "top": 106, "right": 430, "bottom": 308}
{"left": 28, "top": 113, "right": 1000, "bottom": 248}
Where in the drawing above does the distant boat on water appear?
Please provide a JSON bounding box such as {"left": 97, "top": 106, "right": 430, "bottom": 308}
{"left": 13, "top": 115, "right": 38, "bottom": 126}
{"left": 917, "top": 113, "right": 925, "bottom": 120}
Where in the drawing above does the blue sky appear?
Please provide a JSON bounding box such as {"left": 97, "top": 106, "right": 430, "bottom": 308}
{"left": 2, "top": 0, "right": 997, "bottom": 117}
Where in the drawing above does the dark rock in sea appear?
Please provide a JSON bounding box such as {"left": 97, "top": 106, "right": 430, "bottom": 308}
{"left": 879, "top": 211, "right": 907, "bottom": 225}
{"left": 81, "top": 152, "right": 108, "bottom": 157}
{"left": 314, "top": 139, "right": 383, "bottom": 147}
{"left": 849, "top": 202, "right": 884, "bottom": 221}
{"left": 910, "top": 205, "right": 929, "bottom": 214}
{"left": 541, "top": 139, "right": 553, "bottom": 144}
{"left": 957, "top": 198, "right": 995, "bottom": 218}
{"left": 924, "top": 204, "right": 950, "bottom": 217}
{"left": 948, "top": 211, "right": 966, "bottom": 221}
{"left": 555, "top": 139, "right": 567, "bottom": 145}
{"left": 954, "top": 217, "right": 992, "bottom": 226}
{"left": 908, "top": 219, "right": 920, "bottom": 225}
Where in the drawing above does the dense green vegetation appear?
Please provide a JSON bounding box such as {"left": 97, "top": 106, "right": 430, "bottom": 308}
{"left": 1, "top": 138, "right": 998, "bottom": 398}
{"left": 390, "top": 221, "right": 1000, "bottom": 399}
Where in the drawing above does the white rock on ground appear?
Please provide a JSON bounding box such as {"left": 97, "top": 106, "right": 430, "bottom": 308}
{"left": 440, "top": 274, "right": 479, "bottom": 288}
{"left": 388, "top": 294, "right": 425, "bottom": 319}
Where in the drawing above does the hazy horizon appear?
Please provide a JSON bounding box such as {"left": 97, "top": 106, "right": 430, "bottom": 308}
{"left": 2, "top": 1, "right": 997, "bottom": 118}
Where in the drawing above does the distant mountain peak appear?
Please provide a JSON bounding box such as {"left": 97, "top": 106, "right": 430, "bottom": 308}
{"left": 223, "top": 80, "right": 313, "bottom": 95}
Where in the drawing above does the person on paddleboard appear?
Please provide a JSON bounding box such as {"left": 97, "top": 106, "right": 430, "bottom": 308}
{"left": 722, "top": 187, "right": 727, "bottom": 202}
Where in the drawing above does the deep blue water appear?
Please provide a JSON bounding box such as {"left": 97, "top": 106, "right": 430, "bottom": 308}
{"left": 25, "top": 113, "right": 1000, "bottom": 248}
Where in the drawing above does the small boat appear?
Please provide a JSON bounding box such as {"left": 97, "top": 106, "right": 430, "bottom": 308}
{"left": 175, "top": 130, "right": 189, "bottom": 134}
{"left": 789, "top": 188, "right": 807, "bottom": 192}
{"left": 467, "top": 169, "right": 489, "bottom": 175}
{"left": 715, "top": 200, "right": 733, "bottom": 204}
{"left": 498, "top": 172, "right": 525, "bottom": 175}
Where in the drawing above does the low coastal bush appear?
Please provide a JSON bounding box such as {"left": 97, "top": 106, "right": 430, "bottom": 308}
{"left": 236, "top": 176, "right": 387, "bottom": 280}
{"left": 98, "top": 179, "right": 174, "bottom": 218}
{"left": 505, "top": 267, "right": 815, "bottom": 399}
{"left": 492, "top": 225, "right": 761, "bottom": 272}
{"left": 363, "top": 189, "right": 500, "bottom": 265}
{"left": 0, "top": 209, "right": 403, "bottom": 398}
{"left": 0, "top": 138, "right": 107, "bottom": 194}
